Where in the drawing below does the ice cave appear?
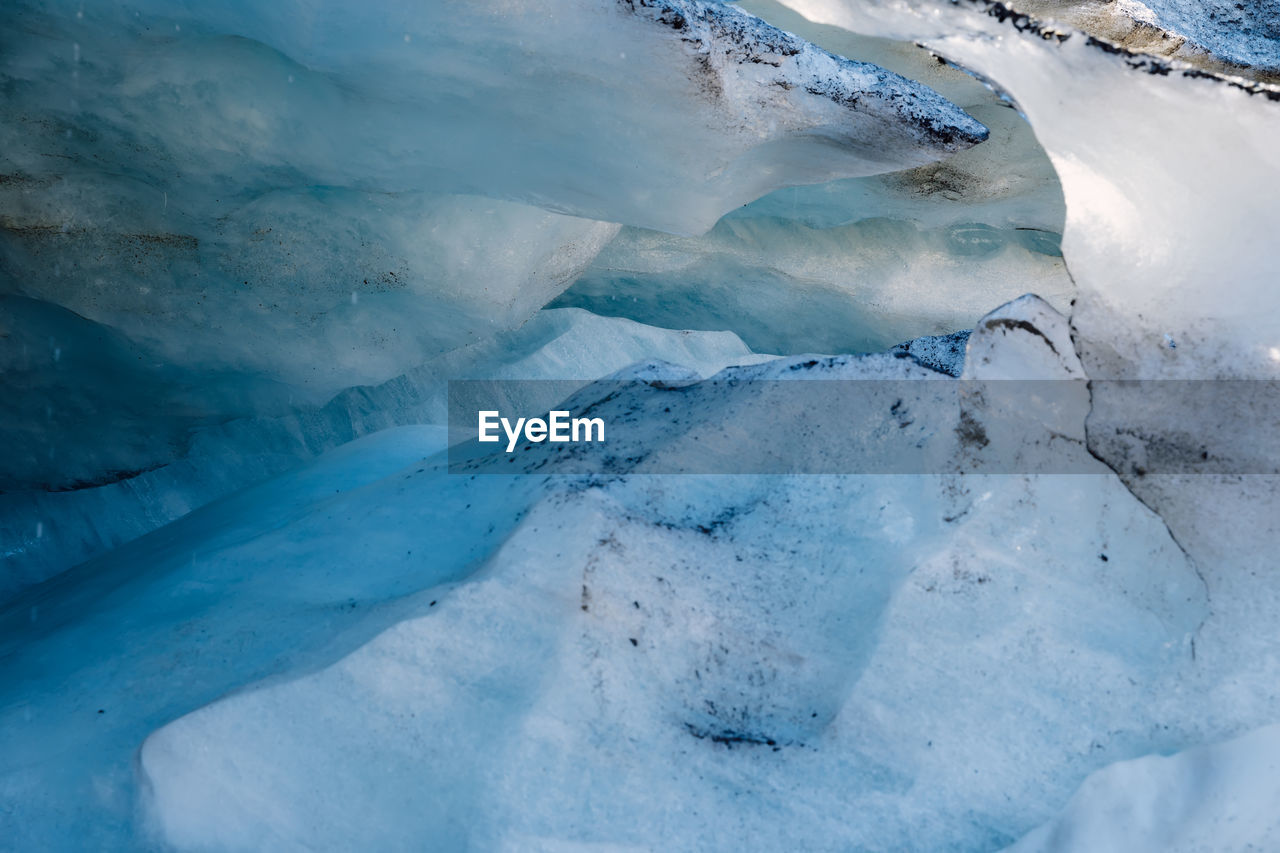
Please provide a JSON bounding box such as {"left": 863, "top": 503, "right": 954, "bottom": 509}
{"left": 2, "top": 0, "right": 1280, "bottom": 850}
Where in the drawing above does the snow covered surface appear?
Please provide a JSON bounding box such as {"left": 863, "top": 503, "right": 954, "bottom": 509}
{"left": 1014, "top": 0, "right": 1280, "bottom": 79}
{"left": 1009, "top": 723, "right": 1280, "bottom": 852}
{"left": 0, "top": 295, "right": 1218, "bottom": 850}
{"left": 3, "top": 298, "right": 1208, "bottom": 851}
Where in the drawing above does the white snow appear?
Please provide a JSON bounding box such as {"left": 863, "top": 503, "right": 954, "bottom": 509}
{"left": 117, "top": 299, "right": 1204, "bottom": 851}
{"left": 1008, "top": 723, "right": 1280, "bottom": 852}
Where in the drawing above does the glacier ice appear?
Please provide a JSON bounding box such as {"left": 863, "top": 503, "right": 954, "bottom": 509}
{"left": 0, "top": 308, "right": 771, "bottom": 599}
{"left": 554, "top": 2, "right": 1072, "bottom": 355}
{"left": 3, "top": 0, "right": 1280, "bottom": 848}
{"left": 1, "top": 0, "right": 992, "bottom": 552}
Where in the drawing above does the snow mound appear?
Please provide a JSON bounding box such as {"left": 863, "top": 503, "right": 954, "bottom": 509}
{"left": 1009, "top": 723, "right": 1280, "bottom": 852}
{"left": 117, "top": 303, "right": 1205, "bottom": 851}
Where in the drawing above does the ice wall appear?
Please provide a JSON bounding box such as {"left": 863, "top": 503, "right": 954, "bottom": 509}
{"left": 1, "top": 0, "right": 991, "bottom": 590}
{"left": 556, "top": 2, "right": 1071, "bottom": 355}
{"left": 0, "top": 0, "right": 986, "bottom": 485}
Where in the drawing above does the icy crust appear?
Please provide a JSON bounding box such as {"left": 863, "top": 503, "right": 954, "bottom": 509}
{"left": 0, "top": 309, "right": 771, "bottom": 602}
{"left": 1008, "top": 723, "right": 1280, "bottom": 852}
{"left": 0, "top": 299, "right": 1209, "bottom": 850}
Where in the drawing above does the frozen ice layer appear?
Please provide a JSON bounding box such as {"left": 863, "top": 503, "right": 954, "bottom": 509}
{"left": 0, "top": 0, "right": 988, "bottom": 495}
{"left": 554, "top": 2, "right": 1070, "bottom": 355}
{"left": 555, "top": 215, "right": 1071, "bottom": 355}
{"left": 0, "top": 309, "right": 771, "bottom": 600}
{"left": 0, "top": 0, "right": 988, "bottom": 237}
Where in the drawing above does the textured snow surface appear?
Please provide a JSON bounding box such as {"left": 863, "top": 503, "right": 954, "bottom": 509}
{"left": 67, "top": 303, "right": 1217, "bottom": 851}
{"left": 0, "top": 300, "right": 1216, "bottom": 851}
{"left": 1015, "top": 0, "right": 1280, "bottom": 78}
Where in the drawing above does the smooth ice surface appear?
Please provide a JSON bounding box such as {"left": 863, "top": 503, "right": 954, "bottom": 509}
{"left": 1008, "top": 723, "right": 1280, "bottom": 852}
{"left": 0, "top": 0, "right": 986, "bottom": 490}
{"left": 554, "top": 4, "right": 1071, "bottom": 355}
{"left": 0, "top": 308, "right": 772, "bottom": 600}
{"left": 0, "top": 0, "right": 986, "bottom": 233}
